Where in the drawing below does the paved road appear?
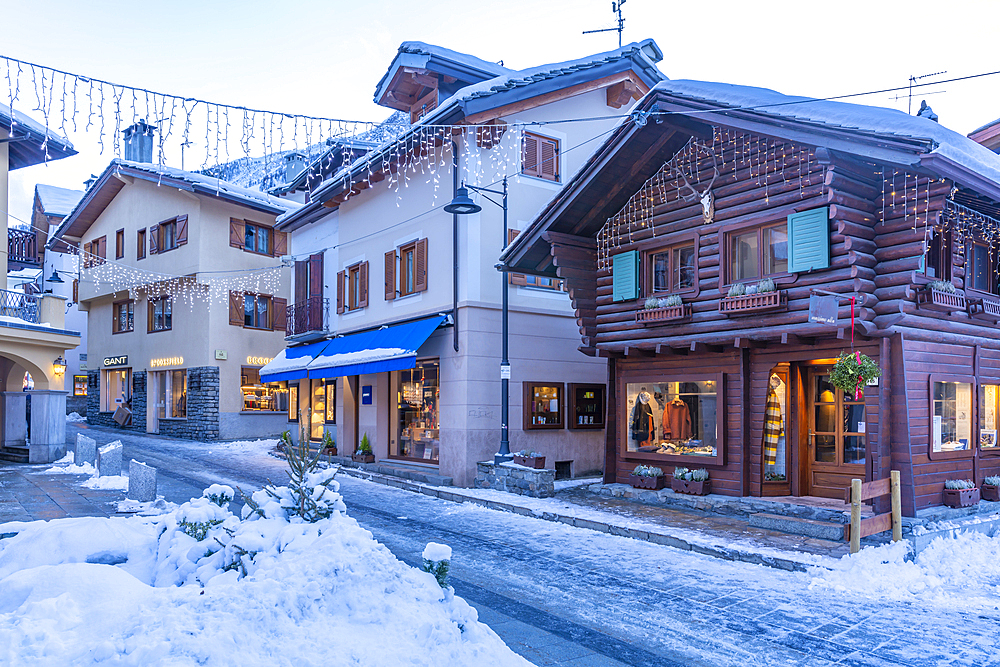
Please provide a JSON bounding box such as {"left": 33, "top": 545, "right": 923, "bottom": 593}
{"left": 67, "top": 425, "right": 1000, "bottom": 667}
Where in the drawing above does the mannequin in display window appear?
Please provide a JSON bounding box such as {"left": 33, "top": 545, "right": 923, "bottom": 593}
{"left": 764, "top": 373, "right": 787, "bottom": 476}
{"left": 630, "top": 389, "right": 655, "bottom": 448}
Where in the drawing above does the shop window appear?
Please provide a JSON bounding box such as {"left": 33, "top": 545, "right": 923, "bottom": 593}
{"left": 102, "top": 368, "right": 131, "bottom": 412}
{"left": 73, "top": 375, "right": 88, "bottom": 397}
{"left": 727, "top": 222, "right": 786, "bottom": 284}
{"left": 325, "top": 381, "right": 336, "bottom": 423}
{"left": 568, "top": 383, "right": 605, "bottom": 430}
{"left": 763, "top": 371, "right": 788, "bottom": 482}
{"left": 148, "top": 296, "right": 172, "bottom": 332}
{"left": 980, "top": 384, "right": 1000, "bottom": 453}
{"left": 115, "top": 229, "right": 125, "bottom": 259}
{"left": 113, "top": 300, "right": 134, "bottom": 333}
{"left": 241, "top": 367, "right": 288, "bottom": 412}
{"left": 623, "top": 378, "right": 722, "bottom": 465}
{"left": 522, "top": 131, "right": 560, "bottom": 182}
{"left": 394, "top": 359, "right": 440, "bottom": 461}
{"left": 930, "top": 378, "right": 974, "bottom": 460}
{"left": 288, "top": 383, "right": 299, "bottom": 422}
{"left": 153, "top": 369, "right": 187, "bottom": 419}
{"left": 137, "top": 228, "right": 146, "bottom": 260}
{"left": 310, "top": 379, "right": 326, "bottom": 441}
{"left": 524, "top": 382, "right": 564, "bottom": 430}
{"left": 648, "top": 242, "right": 696, "bottom": 295}
{"left": 967, "top": 241, "right": 996, "bottom": 294}
{"left": 924, "top": 230, "right": 952, "bottom": 281}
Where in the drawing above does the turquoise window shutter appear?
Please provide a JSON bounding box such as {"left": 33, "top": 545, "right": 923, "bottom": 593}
{"left": 787, "top": 206, "right": 830, "bottom": 273}
{"left": 612, "top": 250, "right": 639, "bottom": 302}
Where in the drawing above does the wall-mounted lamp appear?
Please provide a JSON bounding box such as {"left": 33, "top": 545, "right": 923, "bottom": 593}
{"left": 53, "top": 356, "right": 67, "bottom": 376}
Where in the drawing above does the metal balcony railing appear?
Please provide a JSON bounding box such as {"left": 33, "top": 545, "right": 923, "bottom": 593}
{"left": 7, "top": 228, "right": 39, "bottom": 267}
{"left": 0, "top": 288, "right": 41, "bottom": 324}
{"left": 286, "top": 296, "right": 329, "bottom": 336}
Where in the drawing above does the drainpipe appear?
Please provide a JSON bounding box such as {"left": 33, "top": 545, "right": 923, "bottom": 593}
{"left": 451, "top": 139, "right": 459, "bottom": 352}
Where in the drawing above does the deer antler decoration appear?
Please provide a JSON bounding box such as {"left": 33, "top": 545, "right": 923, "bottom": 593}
{"left": 670, "top": 143, "right": 720, "bottom": 224}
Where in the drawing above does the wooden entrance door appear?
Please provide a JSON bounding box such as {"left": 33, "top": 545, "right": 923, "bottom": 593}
{"left": 807, "top": 368, "right": 866, "bottom": 498}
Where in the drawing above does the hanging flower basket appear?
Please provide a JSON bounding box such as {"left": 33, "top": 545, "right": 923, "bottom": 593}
{"left": 829, "top": 351, "right": 882, "bottom": 401}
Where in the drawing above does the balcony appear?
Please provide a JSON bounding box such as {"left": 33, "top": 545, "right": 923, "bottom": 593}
{"left": 7, "top": 228, "right": 39, "bottom": 270}
{"left": 0, "top": 288, "right": 41, "bottom": 324}
{"left": 286, "top": 296, "right": 329, "bottom": 337}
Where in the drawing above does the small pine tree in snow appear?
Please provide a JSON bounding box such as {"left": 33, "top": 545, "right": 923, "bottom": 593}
{"left": 241, "top": 435, "right": 345, "bottom": 523}
{"left": 422, "top": 542, "right": 452, "bottom": 589}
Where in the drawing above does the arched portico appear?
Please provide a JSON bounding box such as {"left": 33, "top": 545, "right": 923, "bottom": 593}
{"left": 0, "top": 341, "right": 73, "bottom": 463}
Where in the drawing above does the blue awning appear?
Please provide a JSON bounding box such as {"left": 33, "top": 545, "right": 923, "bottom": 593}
{"left": 259, "top": 339, "right": 330, "bottom": 383}
{"left": 307, "top": 314, "right": 446, "bottom": 379}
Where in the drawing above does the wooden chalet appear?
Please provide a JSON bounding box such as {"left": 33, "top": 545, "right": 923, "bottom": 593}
{"left": 503, "top": 81, "right": 1000, "bottom": 515}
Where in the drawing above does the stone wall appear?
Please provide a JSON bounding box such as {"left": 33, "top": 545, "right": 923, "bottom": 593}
{"left": 131, "top": 371, "right": 147, "bottom": 432}
{"left": 156, "top": 366, "right": 219, "bottom": 441}
{"left": 66, "top": 395, "right": 87, "bottom": 416}
{"left": 475, "top": 461, "right": 555, "bottom": 498}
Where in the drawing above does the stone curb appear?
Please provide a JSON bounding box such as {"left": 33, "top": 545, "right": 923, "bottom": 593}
{"left": 338, "top": 466, "right": 817, "bottom": 573}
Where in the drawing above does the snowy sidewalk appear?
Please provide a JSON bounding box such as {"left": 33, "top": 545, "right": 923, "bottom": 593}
{"left": 0, "top": 466, "right": 124, "bottom": 525}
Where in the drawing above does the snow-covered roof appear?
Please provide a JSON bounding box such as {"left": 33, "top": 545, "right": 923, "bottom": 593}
{"left": 0, "top": 102, "right": 76, "bottom": 169}
{"left": 35, "top": 184, "right": 85, "bottom": 217}
{"left": 373, "top": 41, "right": 513, "bottom": 105}
{"left": 650, "top": 79, "right": 1000, "bottom": 192}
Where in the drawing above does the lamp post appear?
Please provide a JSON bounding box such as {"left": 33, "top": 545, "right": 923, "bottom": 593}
{"left": 445, "top": 177, "right": 512, "bottom": 464}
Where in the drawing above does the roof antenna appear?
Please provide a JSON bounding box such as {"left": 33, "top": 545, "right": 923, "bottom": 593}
{"left": 902, "top": 71, "right": 946, "bottom": 115}
{"left": 583, "top": 0, "right": 626, "bottom": 48}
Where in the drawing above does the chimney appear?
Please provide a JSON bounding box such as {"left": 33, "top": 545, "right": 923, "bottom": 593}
{"left": 284, "top": 151, "right": 308, "bottom": 183}
{"left": 123, "top": 120, "right": 156, "bottom": 163}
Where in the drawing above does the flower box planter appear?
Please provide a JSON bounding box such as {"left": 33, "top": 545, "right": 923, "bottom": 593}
{"left": 629, "top": 474, "right": 666, "bottom": 490}
{"left": 969, "top": 297, "right": 1000, "bottom": 323}
{"left": 942, "top": 487, "right": 980, "bottom": 508}
{"left": 635, "top": 304, "right": 691, "bottom": 325}
{"left": 982, "top": 484, "right": 1000, "bottom": 502}
{"left": 323, "top": 447, "right": 338, "bottom": 457}
{"left": 917, "top": 287, "right": 967, "bottom": 313}
{"left": 719, "top": 290, "right": 784, "bottom": 316}
{"left": 352, "top": 453, "right": 375, "bottom": 464}
{"left": 670, "top": 478, "right": 711, "bottom": 495}
{"left": 513, "top": 455, "right": 545, "bottom": 469}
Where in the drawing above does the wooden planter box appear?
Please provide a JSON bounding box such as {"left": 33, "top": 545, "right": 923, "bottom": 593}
{"left": 917, "top": 287, "right": 967, "bottom": 313}
{"left": 719, "top": 290, "right": 784, "bottom": 316}
{"left": 629, "top": 474, "right": 666, "bottom": 490}
{"left": 670, "top": 477, "right": 711, "bottom": 495}
{"left": 969, "top": 297, "right": 1000, "bottom": 323}
{"left": 352, "top": 453, "right": 375, "bottom": 463}
{"left": 982, "top": 485, "right": 1000, "bottom": 502}
{"left": 942, "top": 487, "right": 980, "bottom": 508}
{"left": 635, "top": 304, "right": 691, "bottom": 325}
{"left": 513, "top": 455, "right": 546, "bottom": 469}
{"left": 323, "top": 447, "right": 338, "bottom": 457}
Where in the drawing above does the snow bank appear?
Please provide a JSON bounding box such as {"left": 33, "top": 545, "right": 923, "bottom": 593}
{"left": 808, "top": 530, "right": 1000, "bottom": 607}
{"left": 209, "top": 438, "right": 279, "bottom": 456}
{"left": 66, "top": 412, "right": 87, "bottom": 423}
{"left": 0, "top": 476, "right": 530, "bottom": 666}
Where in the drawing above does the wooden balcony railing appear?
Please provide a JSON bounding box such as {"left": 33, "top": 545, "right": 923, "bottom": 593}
{"left": 7, "top": 228, "right": 38, "bottom": 267}
{"left": 286, "top": 296, "right": 329, "bottom": 336}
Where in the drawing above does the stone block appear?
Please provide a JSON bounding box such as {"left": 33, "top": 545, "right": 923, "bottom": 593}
{"left": 127, "top": 460, "right": 157, "bottom": 501}
{"left": 75, "top": 434, "right": 97, "bottom": 465}
{"left": 97, "top": 441, "right": 123, "bottom": 477}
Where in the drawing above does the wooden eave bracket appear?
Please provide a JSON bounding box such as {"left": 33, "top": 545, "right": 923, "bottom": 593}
{"left": 607, "top": 79, "right": 642, "bottom": 109}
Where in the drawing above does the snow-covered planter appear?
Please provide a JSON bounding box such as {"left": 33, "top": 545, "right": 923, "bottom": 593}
{"left": 980, "top": 475, "right": 999, "bottom": 502}
{"left": 671, "top": 467, "right": 711, "bottom": 495}
{"left": 422, "top": 542, "right": 452, "bottom": 589}
{"left": 629, "top": 465, "right": 665, "bottom": 490}
{"left": 322, "top": 429, "right": 337, "bottom": 456}
{"left": 942, "top": 479, "right": 980, "bottom": 508}
{"left": 512, "top": 450, "right": 545, "bottom": 469}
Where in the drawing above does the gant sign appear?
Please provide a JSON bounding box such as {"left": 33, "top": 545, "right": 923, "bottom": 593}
{"left": 103, "top": 355, "right": 128, "bottom": 367}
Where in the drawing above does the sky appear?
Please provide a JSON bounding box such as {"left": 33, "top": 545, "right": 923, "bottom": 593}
{"left": 5, "top": 0, "right": 1000, "bottom": 229}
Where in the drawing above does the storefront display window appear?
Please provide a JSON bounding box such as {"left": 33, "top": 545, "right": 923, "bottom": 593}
{"left": 623, "top": 378, "right": 720, "bottom": 464}
{"left": 524, "top": 382, "right": 563, "bottom": 430}
{"left": 325, "top": 381, "right": 336, "bottom": 423}
{"left": 931, "top": 379, "right": 973, "bottom": 458}
{"left": 395, "top": 359, "right": 439, "bottom": 461}
{"left": 568, "top": 383, "right": 605, "bottom": 430}
{"left": 763, "top": 372, "right": 787, "bottom": 481}
{"left": 73, "top": 375, "right": 88, "bottom": 397}
{"left": 288, "top": 383, "right": 298, "bottom": 422}
{"left": 981, "top": 385, "right": 1000, "bottom": 452}
{"left": 310, "top": 379, "right": 326, "bottom": 440}
{"left": 241, "top": 367, "right": 288, "bottom": 412}
{"left": 153, "top": 369, "right": 186, "bottom": 419}
{"left": 102, "top": 368, "right": 131, "bottom": 412}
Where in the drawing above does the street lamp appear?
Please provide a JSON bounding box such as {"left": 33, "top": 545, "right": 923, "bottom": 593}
{"left": 445, "top": 176, "right": 512, "bottom": 464}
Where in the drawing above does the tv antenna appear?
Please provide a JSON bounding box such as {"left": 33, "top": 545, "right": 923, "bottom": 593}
{"left": 902, "top": 71, "right": 947, "bottom": 114}
{"left": 583, "top": 0, "right": 626, "bottom": 48}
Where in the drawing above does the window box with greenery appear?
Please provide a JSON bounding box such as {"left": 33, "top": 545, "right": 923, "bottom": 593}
{"left": 353, "top": 433, "right": 374, "bottom": 463}
{"left": 670, "top": 467, "right": 711, "bottom": 495}
{"left": 636, "top": 295, "right": 690, "bottom": 324}
{"left": 523, "top": 382, "right": 563, "bottom": 430}
{"left": 322, "top": 430, "right": 337, "bottom": 457}
{"left": 942, "top": 479, "right": 980, "bottom": 508}
{"left": 628, "top": 465, "right": 665, "bottom": 490}
{"left": 916, "top": 280, "right": 966, "bottom": 313}
{"left": 719, "top": 278, "right": 785, "bottom": 315}
{"left": 981, "top": 475, "right": 1000, "bottom": 502}
{"left": 512, "top": 450, "right": 546, "bottom": 469}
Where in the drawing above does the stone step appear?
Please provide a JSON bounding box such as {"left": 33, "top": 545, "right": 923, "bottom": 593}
{"left": 748, "top": 512, "right": 846, "bottom": 541}
{"left": 0, "top": 446, "right": 29, "bottom": 464}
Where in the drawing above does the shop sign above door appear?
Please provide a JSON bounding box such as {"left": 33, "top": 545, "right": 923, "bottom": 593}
{"left": 103, "top": 355, "right": 128, "bottom": 367}
{"left": 808, "top": 294, "right": 838, "bottom": 326}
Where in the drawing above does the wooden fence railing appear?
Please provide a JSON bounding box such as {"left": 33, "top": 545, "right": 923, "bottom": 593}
{"left": 844, "top": 470, "right": 902, "bottom": 554}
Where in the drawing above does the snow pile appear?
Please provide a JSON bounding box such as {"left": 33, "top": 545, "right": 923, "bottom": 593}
{"left": 210, "top": 438, "right": 279, "bottom": 456}
{"left": 47, "top": 456, "right": 128, "bottom": 490}
{"left": 808, "top": 531, "right": 1000, "bottom": 607}
{"left": 0, "top": 471, "right": 529, "bottom": 666}
{"left": 66, "top": 412, "right": 87, "bottom": 423}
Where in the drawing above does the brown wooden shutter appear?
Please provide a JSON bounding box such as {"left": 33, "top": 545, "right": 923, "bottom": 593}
{"left": 507, "top": 229, "right": 528, "bottom": 285}
{"left": 229, "top": 219, "right": 245, "bottom": 249}
{"left": 522, "top": 134, "right": 539, "bottom": 177}
{"left": 294, "top": 260, "right": 308, "bottom": 304}
{"left": 540, "top": 137, "right": 559, "bottom": 181}
{"left": 273, "top": 231, "right": 287, "bottom": 257}
{"left": 308, "top": 253, "right": 324, "bottom": 298}
{"left": 137, "top": 229, "right": 146, "bottom": 259}
{"left": 414, "top": 238, "right": 428, "bottom": 293}
{"left": 175, "top": 215, "right": 188, "bottom": 246}
{"left": 359, "top": 261, "right": 369, "bottom": 307}
{"left": 384, "top": 249, "right": 396, "bottom": 300}
{"left": 229, "top": 291, "right": 244, "bottom": 326}
{"left": 149, "top": 225, "right": 159, "bottom": 254}
{"left": 336, "top": 271, "right": 345, "bottom": 314}
{"left": 72, "top": 279, "right": 79, "bottom": 303}
{"left": 271, "top": 297, "right": 287, "bottom": 332}
{"left": 97, "top": 236, "right": 107, "bottom": 262}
